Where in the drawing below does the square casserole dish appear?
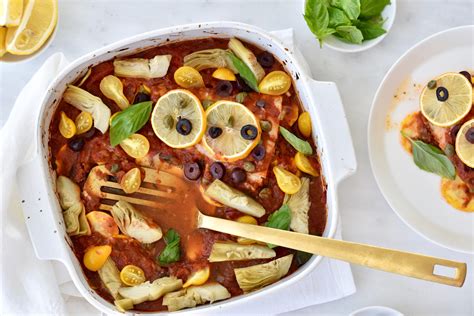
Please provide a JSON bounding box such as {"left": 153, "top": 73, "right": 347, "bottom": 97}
{"left": 17, "top": 22, "right": 356, "bottom": 315}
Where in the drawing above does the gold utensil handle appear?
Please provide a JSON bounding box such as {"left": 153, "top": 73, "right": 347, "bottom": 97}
{"left": 198, "top": 212, "right": 466, "bottom": 287}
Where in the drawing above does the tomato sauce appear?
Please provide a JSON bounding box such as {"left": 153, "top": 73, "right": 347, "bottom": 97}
{"left": 49, "top": 38, "right": 327, "bottom": 311}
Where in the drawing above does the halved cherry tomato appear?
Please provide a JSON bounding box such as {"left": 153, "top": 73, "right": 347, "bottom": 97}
{"left": 298, "top": 112, "right": 312, "bottom": 138}
{"left": 273, "top": 166, "right": 301, "bottom": 194}
{"left": 258, "top": 71, "right": 291, "bottom": 96}
{"left": 212, "top": 68, "right": 236, "bottom": 81}
{"left": 86, "top": 211, "right": 119, "bottom": 237}
{"left": 183, "top": 266, "right": 210, "bottom": 288}
{"left": 236, "top": 215, "right": 258, "bottom": 225}
{"left": 294, "top": 152, "right": 319, "bottom": 177}
{"left": 119, "top": 134, "right": 150, "bottom": 158}
{"left": 120, "top": 167, "right": 142, "bottom": 194}
{"left": 120, "top": 265, "right": 146, "bottom": 286}
{"left": 75, "top": 111, "right": 93, "bottom": 134}
{"left": 174, "top": 66, "right": 204, "bottom": 88}
{"left": 83, "top": 245, "right": 112, "bottom": 271}
{"left": 59, "top": 111, "right": 76, "bottom": 139}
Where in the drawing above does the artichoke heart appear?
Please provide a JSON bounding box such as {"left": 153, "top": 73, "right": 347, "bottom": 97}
{"left": 283, "top": 177, "right": 311, "bottom": 234}
{"left": 205, "top": 179, "right": 265, "bottom": 217}
{"left": 234, "top": 254, "right": 293, "bottom": 293}
{"left": 113, "top": 55, "right": 172, "bottom": 79}
{"left": 183, "top": 48, "right": 237, "bottom": 73}
{"left": 98, "top": 257, "right": 122, "bottom": 300}
{"left": 111, "top": 200, "right": 162, "bottom": 243}
{"left": 209, "top": 242, "right": 276, "bottom": 262}
{"left": 63, "top": 85, "right": 111, "bottom": 134}
{"left": 56, "top": 176, "right": 90, "bottom": 236}
{"left": 162, "top": 282, "right": 231, "bottom": 312}
{"left": 228, "top": 38, "right": 265, "bottom": 82}
{"left": 118, "top": 276, "right": 183, "bottom": 305}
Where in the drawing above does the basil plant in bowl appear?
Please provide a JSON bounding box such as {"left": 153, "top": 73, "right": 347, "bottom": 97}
{"left": 303, "top": 0, "right": 396, "bottom": 53}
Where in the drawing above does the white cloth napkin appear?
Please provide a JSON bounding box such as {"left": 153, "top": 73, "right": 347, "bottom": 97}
{"left": 0, "top": 29, "right": 356, "bottom": 316}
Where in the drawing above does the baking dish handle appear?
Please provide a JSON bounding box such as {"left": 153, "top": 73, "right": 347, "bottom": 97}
{"left": 304, "top": 78, "right": 357, "bottom": 183}
{"left": 17, "top": 155, "right": 66, "bottom": 262}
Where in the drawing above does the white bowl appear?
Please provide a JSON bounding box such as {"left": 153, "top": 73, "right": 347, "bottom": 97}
{"left": 303, "top": 0, "right": 397, "bottom": 53}
{"left": 350, "top": 305, "right": 403, "bottom": 316}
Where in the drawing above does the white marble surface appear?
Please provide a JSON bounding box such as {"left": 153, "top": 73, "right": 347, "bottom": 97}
{"left": 1, "top": 0, "right": 473, "bottom": 315}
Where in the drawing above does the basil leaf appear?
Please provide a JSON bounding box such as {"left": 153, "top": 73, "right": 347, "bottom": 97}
{"left": 304, "top": 0, "right": 336, "bottom": 47}
{"left": 330, "top": 0, "right": 360, "bottom": 20}
{"left": 265, "top": 204, "right": 291, "bottom": 248}
{"left": 402, "top": 133, "right": 456, "bottom": 180}
{"left": 354, "top": 19, "right": 386, "bottom": 40}
{"left": 110, "top": 101, "right": 152, "bottom": 146}
{"left": 159, "top": 229, "right": 181, "bottom": 265}
{"left": 279, "top": 127, "right": 313, "bottom": 155}
{"left": 335, "top": 25, "right": 364, "bottom": 44}
{"left": 228, "top": 52, "right": 259, "bottom": 92}
{"left": 360, "top": 0, "right": 390, "bottom": 18}
{"left": 328, "top": 7, "right": 351, "bottom": 28}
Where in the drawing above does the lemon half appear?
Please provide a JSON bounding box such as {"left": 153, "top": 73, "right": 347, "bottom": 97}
{"left": 420, "top": 73, "right": 472, "bottom": 127}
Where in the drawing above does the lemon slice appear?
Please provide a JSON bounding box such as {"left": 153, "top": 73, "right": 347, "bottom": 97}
{"left": 0, "top": 0, "right": 23, "bottom": 27}
{"left": 455, "top": 119, "right": 474, "bottom": 168}
{"left": 151, "top": 89, "right": 205, "bottom": 149}
{"left": 202, "top": 100, "right": 261, "bottom": 162}
{"left": 420, "top": 73, "right": 472, "bottom": 127}
{"left": 0, "top": 27, "right": 6, "bottom": 57}
{"left": 6, "top": 0, "right": 57, "bottom": 55}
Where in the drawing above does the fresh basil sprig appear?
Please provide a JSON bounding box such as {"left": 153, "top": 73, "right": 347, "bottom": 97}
{"left": 265, "top": 204, "right": 291, "bottom": 248}
{"left": 110, "top": 101, "right": 152, "bottom": 146}
{"left": 158, "top": 229, "right": 181, "bottom": 265}
{"left": 402, "top": 132, "right": 456, "bottom": 180}
{"left": 279, "top": 127, "right": 313, "bottom": 155}
{"left": 304, "top": 0, "right": 391, "bottom": 45}
{"left": 228, "top": 52, "right": 259, "bottom": 92}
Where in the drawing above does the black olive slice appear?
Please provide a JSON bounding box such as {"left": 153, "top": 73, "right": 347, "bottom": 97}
{"left": 240, "top": 124, "right": 258, "bottom": 140}
{"left": 184, "top": 162, "right": 201, "bottom": 180}
{"left": 176, "top": 117, "right": 192, "bottom": 135}
{"left": 210, "top": 162, "right": 225, "bottom": 179}
{"left": 208, "top": 126, "right": 223, "bottom": 139}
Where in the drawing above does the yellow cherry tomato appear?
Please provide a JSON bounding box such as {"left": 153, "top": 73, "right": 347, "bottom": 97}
{"left": 273, "top": 166, "right": 302, "bottom": 194}
{"left": 212, "top": 68, "right": 236, "bottom": 81}
{"left": 83, "top": 245, "right": 112, "bottom": 271}
{"left": 119, "top": 134, "right": 150, "bottom": 158}
{"left": 75, "top": 111, "right": 93, "bottom": 135}
{"left": 236, "top": 215, "right": 258, "bottom": 225}
{"left": 294, "top": 152, "right": 319, "bottom": 177}
{"left": 183, "top": 266, "right": 210, "bottom": 288}
{"left": 258, "top": 71, "right": 291, "bottom": 96}
{"left": 59, "top": 111, "right": 76, "bottom": 139}
{"left": 120, "top": 265, "right": 146, "bottom": 286}
{"left": 109, "top": 111, "right": 121, "bottom": 126}
{"left": 298, "top": 112, "right": 312, "bottom": 138}
{"left": 120, "top": 167, "right": 142, "bottom": 194}
{"left": 86, "top": 211, "right": 119, "bottom": 237}
{"left": 174, "top": 66, "right": 204, "bottom": 88}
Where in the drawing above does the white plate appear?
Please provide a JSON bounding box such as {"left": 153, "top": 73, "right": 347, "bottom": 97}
{"left": 368, "top": 25, "right": 474, "bottom": 254}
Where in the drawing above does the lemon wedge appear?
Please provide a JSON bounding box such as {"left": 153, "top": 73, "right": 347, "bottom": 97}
{"left": 0, "top": 27, "right": 6, "bottom": 57}
{"left": 0, "top": 0, "right": 23, "bottom": 27}
{"left": 202, "top": 100, "right": 261, "bottom": 162}
{"left": 6, "top": 0, "right": 57, "bottom": 55}
{"left": 420, "top": 73, "right": 472, "bottom": 127}
{"left": 151, "top": 89, "right": 206, "bottom": 148}
{"left": 455, "top": 119, "right": 474, "bottom": 168}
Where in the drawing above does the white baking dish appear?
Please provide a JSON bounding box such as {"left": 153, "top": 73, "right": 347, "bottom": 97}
{"left": 16, "top": 22, "right": 356, "bottom": 315}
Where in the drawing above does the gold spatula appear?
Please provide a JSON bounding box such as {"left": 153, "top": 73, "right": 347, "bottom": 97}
{"left": 90, "top": 166, "right": 467, "bottom": 287}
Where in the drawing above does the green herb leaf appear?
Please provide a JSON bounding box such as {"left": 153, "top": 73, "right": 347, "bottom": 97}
{"left": 159, "top": 229, "right": 181, "bottom": 265}
{"left": 304, "top": 0, "right": 336, "bottom": 47}
{"left": 265, "top": 204, "right": 291, "bottom": 248}
{"left": 335, "top": 25, "right": 364, "bottom": 44}
{"left": 279, "top": 126, "right": 313, "bottom": 155}
{"left": 402, "top": 132, "right": 456, "bottom": 180}
{"left": 296, "top": 251, "right": 313, "bottom": 266}
{"left": 330, "top": 0, "right": 361, "bottom": 20}
{"left": 236, "top": 92, "right": 248, "bottom": 103}
{"left": 110, "top": 101, "right": 152, "bottom": 146}
{"left": 354, "top": 19, "right": 386, "bottom": 40}
{"left": 360, "top": 0, "right": 390, "bottom": 18}
{"left": 228, "top": 52, "right": 259, "bottom": 92}
{"left": 328, "top": 7, "right": 351, "bottom": 28}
